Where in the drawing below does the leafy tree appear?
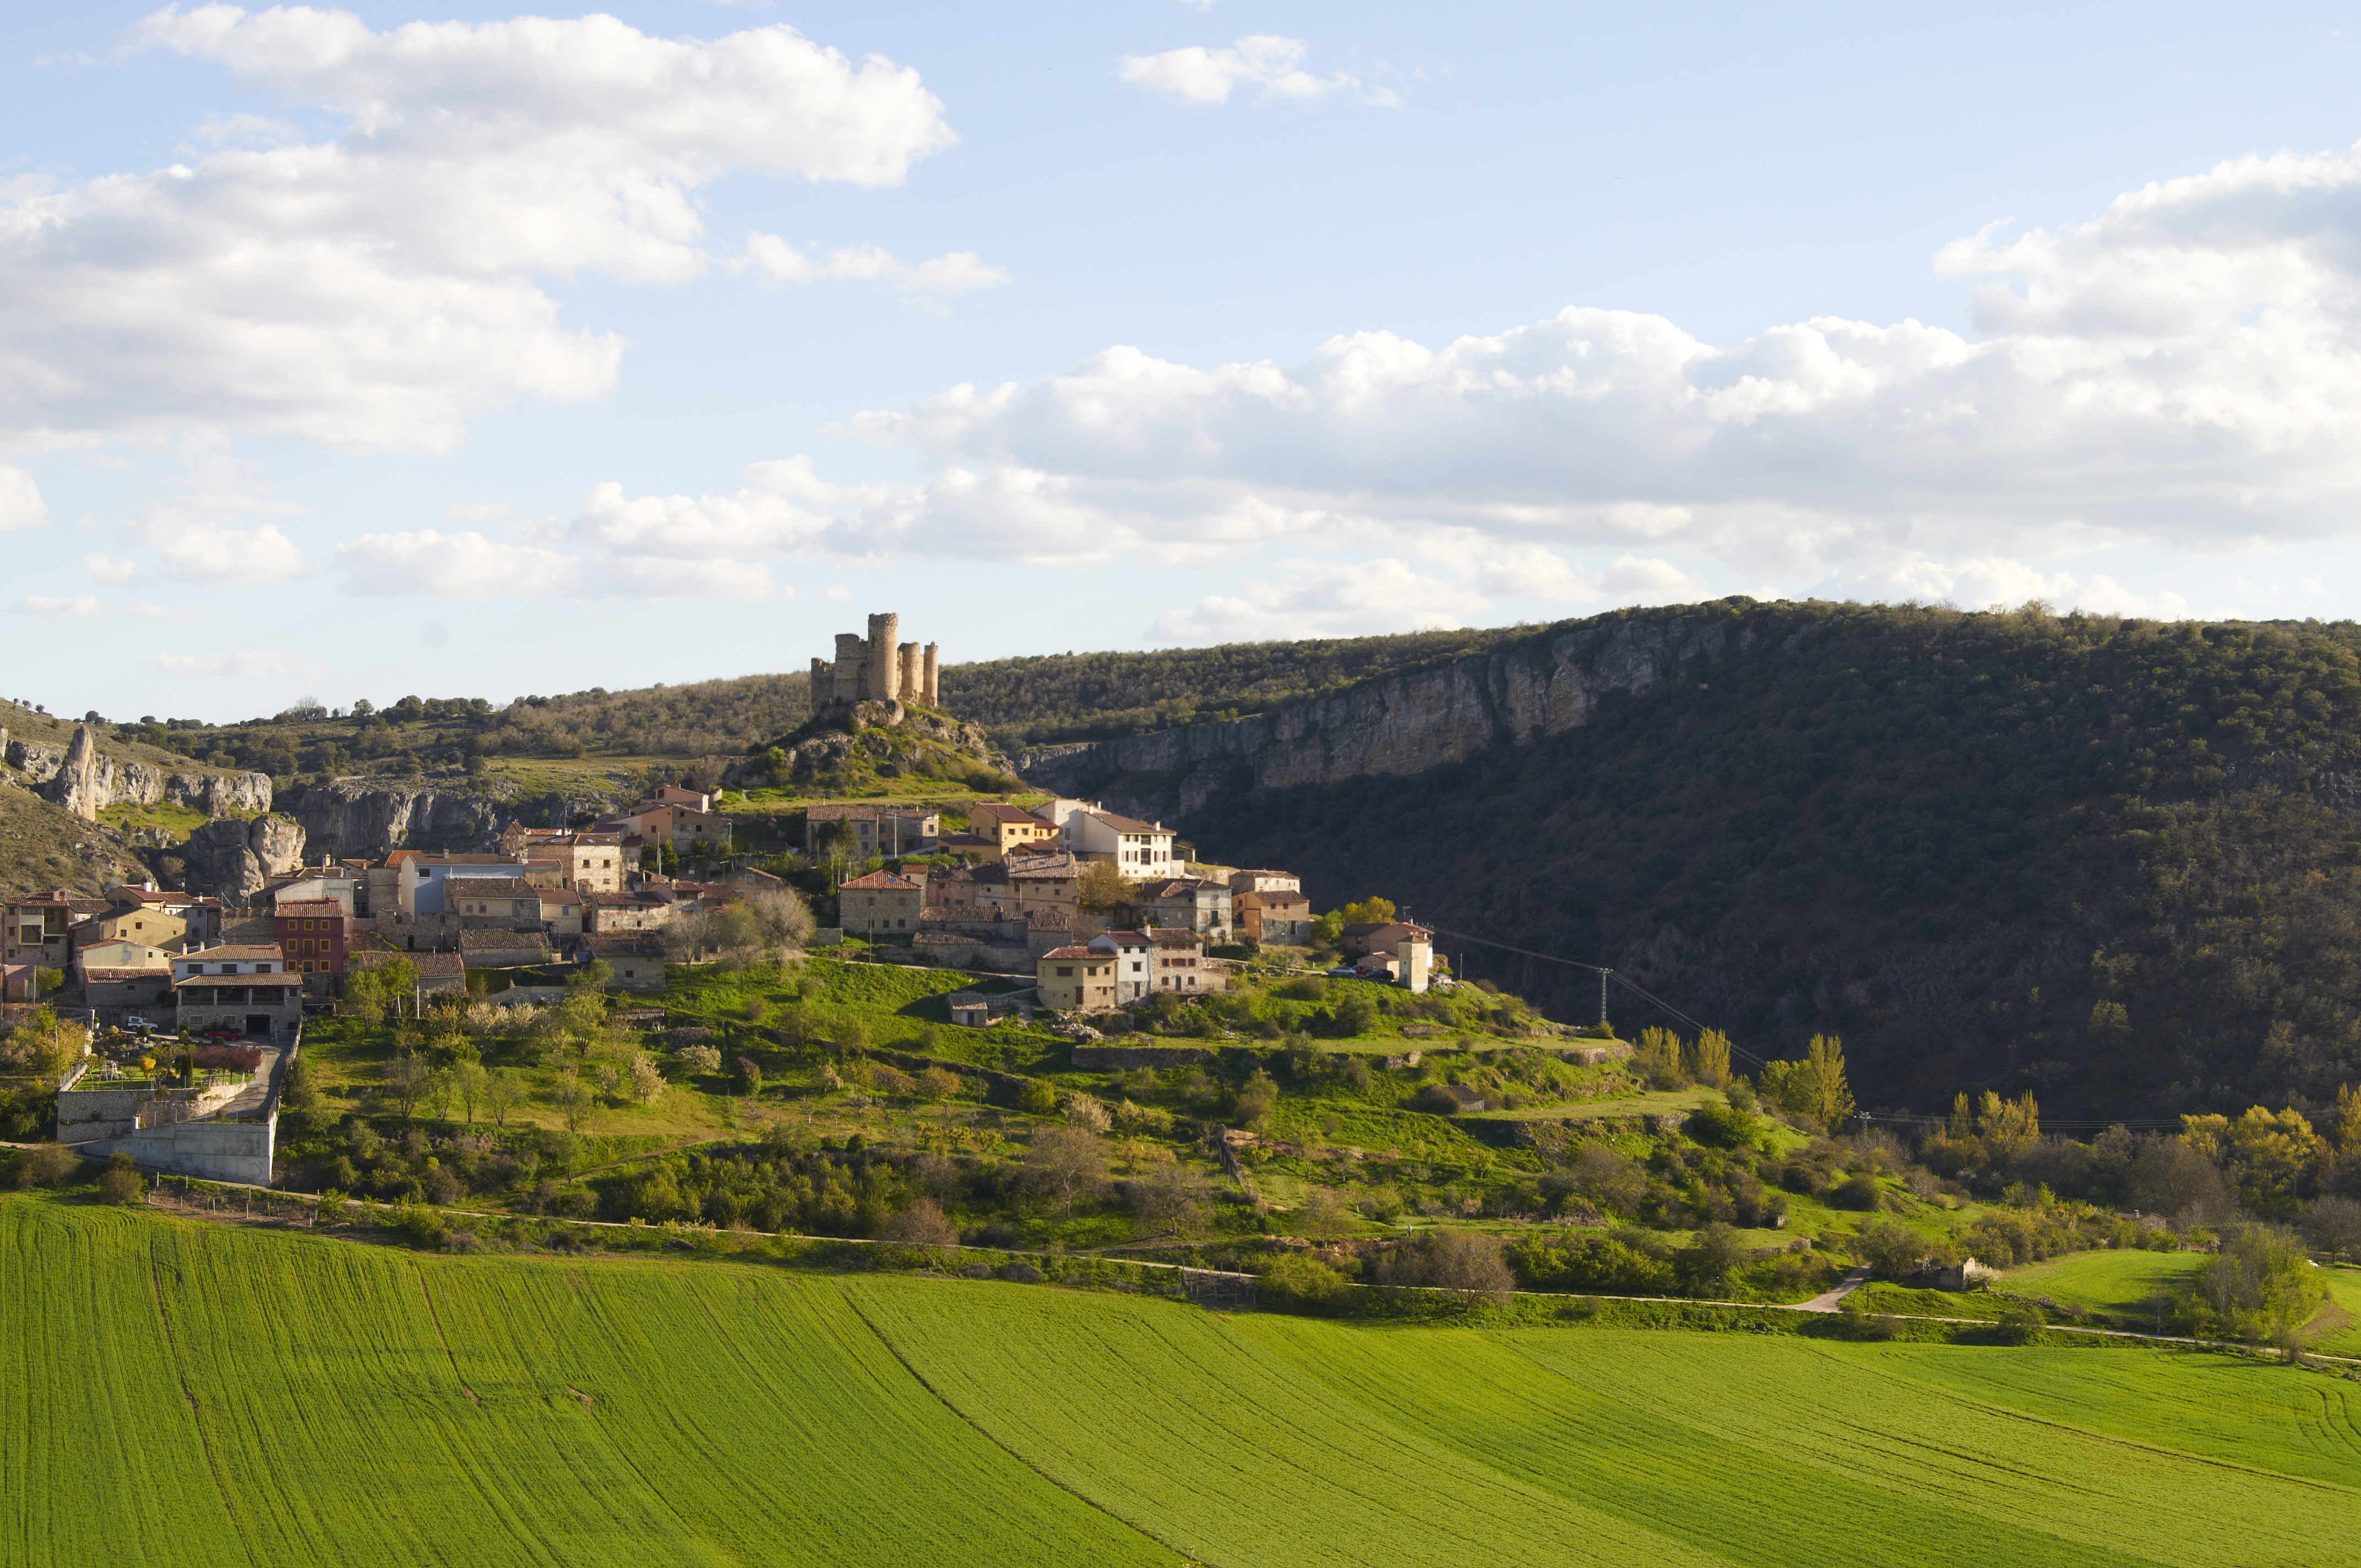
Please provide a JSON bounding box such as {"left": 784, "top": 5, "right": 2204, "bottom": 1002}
{"left": 1339, "top": 896, "right": 1396, "bottom": 926}
{"left": 1688, "top": 1028, "right": 1733, "bottom": 1089}
{"left": 629, "top": 1053, "right": 666, "bottom": 1103}
{"left": 550, "top": 1070, "right": 596, "bottom": 1134}
{"left": 1260, "top": 1254, "right": 1348, "bottom": 1308}
{"left": 1076, "top": 859, "right": 1132, "bottom": 912}
{"left": 99, "top": 1153, "right": 143, "bottom": 1207}
{"left": 2183, "top": 1224, "right": 2325, "bottom": 1346}
{"left": 384, "top": 1052, "right": 429, "bottom": 1119}
{"left": 1019, "top": 1078, "right": 1058, "bottom": 1115}
{"left": 735, "top": 1056, "right": 763, "bottom": 1098}
{"left": 482, "top": 1067, "right": 525, "bottom": 1128}
{"left": 1634, "top": 1027, "right": 1686, "bottom": 1091}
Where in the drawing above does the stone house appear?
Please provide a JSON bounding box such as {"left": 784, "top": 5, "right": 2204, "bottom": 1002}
{"left": 583, "top": 889, "right": 678, "bottom": 934}
{"left": 445, "top": 879, "right": 545, "bottom": 928}
{"left": 839, "top": 869, "right": 925, "bottom": 938}
{"left": 1005, "top": 850, "right": 1080, "bottom": 921}
{"left": 1227, "top": 868, "right": 1302, "bottom": 897}
{"left": 4, "top": 891, "right": 103, "bottom": 972}
{"left": 586, "top": 934, "right": 666, "bottom": 992}
{"left": 1138, "top": 879, "right": 1233, "bottom": 941}
{"left": 1148, "top": 927, "right": 1208, "bottom": 993}
{"left": 537, "top": 885, "right": 586, "bottom": 937}
{"left": 1235, "top": 888, "right": 1314, "bottom": 945}
{"left": 1342, "top": 920, "right": 1435, "bottom": 993}
{"left": 85, "top": 966, "right": 177, "bottom": 1013}
{"left": 171, "top": 944, "right": 286, "bottom": 981}
{"left": 459, "top": 929, "right": 552, "bottom": 969}
{"left": 1037, "top": 945, "right": 1118, "bottom": 1012}
{"left": 75, "top": 900, "right": 190, "bottom": 956}
{"left": 175, "top": 970, "right": 303, "bottom": 1039}
{"left": 400, "top": 854, "right": 530, "bottom": 917}
{"left": 805, "top": 803, "right": 940, "bottom": 858}
{"left": 1087, "top": 929, "right": 1154, "bottom": 1003}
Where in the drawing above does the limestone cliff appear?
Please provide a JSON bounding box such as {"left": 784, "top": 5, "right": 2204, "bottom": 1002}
{"left": 1021, "top": 605, "right": 1760, "bottom": 820}
{"left": 275, "top": 781, "right": 514, "bottom": 858}
{"left": 179, "top": 814, "right": 310, "bottom": 903}
{"left": 8, "top": 726, "right": 271, "bottom": 819}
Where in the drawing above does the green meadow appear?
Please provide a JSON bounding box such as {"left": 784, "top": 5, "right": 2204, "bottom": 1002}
{"left": 8, "top": 1193, "right": 2359, "bottom": 1567}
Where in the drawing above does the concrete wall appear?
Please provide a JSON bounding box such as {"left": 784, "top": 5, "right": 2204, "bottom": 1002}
{"left": 77, "top": 1118, "right": 275, "bottom": 1184}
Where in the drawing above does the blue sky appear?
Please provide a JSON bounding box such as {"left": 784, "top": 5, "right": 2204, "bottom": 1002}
{"left": 9, "top": 2, "right": 2361, "bottom": 721}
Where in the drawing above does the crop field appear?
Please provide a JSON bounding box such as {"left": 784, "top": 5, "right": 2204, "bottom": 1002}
{"left": 9, "top": 1193, "right": 2359, "bottom": 1567}
{"left": 1995, "top": 1249, "right": 2361, "bottom": 1354}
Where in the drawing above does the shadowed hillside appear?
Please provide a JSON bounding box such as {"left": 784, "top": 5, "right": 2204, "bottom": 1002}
{"left": 1046, "top": 601, "right": 2361, "bottom": 1122}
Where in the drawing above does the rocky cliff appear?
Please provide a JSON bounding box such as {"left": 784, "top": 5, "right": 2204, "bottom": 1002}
{"left": 1021, "top": 606, "right": 1756, "bottom": 820}
{"left": 275, "top": 781, "right": 514, "bottom": 858}
{"left": 7, "top": 726, "right": 272, "bottom": 821}
{"left": 179, "top": 815, "right": 310, "bottom": 903}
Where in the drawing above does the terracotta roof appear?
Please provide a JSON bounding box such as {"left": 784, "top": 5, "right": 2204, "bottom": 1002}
{"left": 178, "top": 944, "right": 284, "bottom": 963}
{"left": 587, "top": 934, "right": 662, "bottom": 957}
{"left": 85, "top": 967, "right": 171, "bottom": 982}
{"left": 275, "top": 900, "right": 345, "bottom": 918}
{"left": 445, "top": 879, "right": 538, "bottom": 901}
{"left": 347, "top": 949, "right": 464, "bottom": 977}
{"left": 1007, "top": 852, "right": 1078, "bottom": 879}
{"left": 176, "top": 971, "right": 303, "bottom": 989}
{"left": 537, "top": 887, "right": 586, "bottom": 906}
{"left": 1087, "top": 809, "right": 1167, "bottom": 834}
{"left": 839, "top": 870, "right": 921, "bottom": 891}
{"left": 808, "top": 803, "right": 937, "bottom": 822}
{"left": 411, "top": 853, "right": 519, "bottom": 867}
{"left": 1038, "top": 945, "right": 1094, "bottom": 960}
{"left": 969, "top": 803, "right": 1043, "bottom": 826}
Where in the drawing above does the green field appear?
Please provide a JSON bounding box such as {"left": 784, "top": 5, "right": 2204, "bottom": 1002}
{"left": 9, "top": 1194, "right": 2360, "bottom": 1567}
{"left": 1996, "top": 1249, "right": 2361, "bottom": 1354}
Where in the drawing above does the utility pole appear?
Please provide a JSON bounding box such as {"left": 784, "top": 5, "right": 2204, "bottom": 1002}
{"left": 1600, "top": 968, "right": 1610, "bottom": 1027}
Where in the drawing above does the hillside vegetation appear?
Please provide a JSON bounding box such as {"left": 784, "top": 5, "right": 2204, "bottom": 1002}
{"left": 8, "top": 1194, "right": 2357, "bottom": 1568}
{"left": 1187, "top": 601, "right": 2361, "bottom": 1120}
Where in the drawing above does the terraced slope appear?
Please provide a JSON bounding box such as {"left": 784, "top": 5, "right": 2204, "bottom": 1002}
{"left": 7, "top": 1195, "right": 2359, "bottom": 1567}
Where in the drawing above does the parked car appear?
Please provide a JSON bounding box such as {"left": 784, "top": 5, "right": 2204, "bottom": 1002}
{"left": 123, "top": 1015, "right": 157, "bottom": 1033}
{"left": 1325, "top": 966, "right": 1358, "bottom": 978}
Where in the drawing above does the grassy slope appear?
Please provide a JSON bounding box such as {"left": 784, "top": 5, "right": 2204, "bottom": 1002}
{"left": 0, "top": 786, "right": 151, "bottom": 895}
{"left": 11, "top": 1194, "right": 2360, "bottom": 1568}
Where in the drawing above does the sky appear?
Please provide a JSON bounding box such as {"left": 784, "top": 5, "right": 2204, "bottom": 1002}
{"left": 10, "top": 3, "right": 2361, "bottom": 722}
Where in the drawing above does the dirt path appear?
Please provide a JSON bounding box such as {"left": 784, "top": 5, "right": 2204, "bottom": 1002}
{"left": 1797, "top": 1265, "right": 1873, "bottom": 1313}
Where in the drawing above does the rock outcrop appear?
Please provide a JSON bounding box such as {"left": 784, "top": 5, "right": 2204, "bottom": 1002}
{"left": 7, "top": 726, "right": 271, "bottom": 818}
{"left": 275, "top": 781, "right": 513, "bottom": 858}
{"left": 181, "top": 814, "right": 308, "bottom": 903}
{"left": 1021, "top": 606, "right": 1759, "bottom": 820}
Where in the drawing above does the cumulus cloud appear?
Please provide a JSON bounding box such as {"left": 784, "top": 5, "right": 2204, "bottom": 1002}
{"left": 142, "top": 518, "right": 311, "bottom": 584}
{"left": 1153, "top": 558, "right": 1486, "bottom": 642}
{"left": 0, "top": 466, "right": 47, "bottom": 530}
{"left": 83, "top": 553, "right": 139, "bottom": 583}
{"left": 151, "top": 647, "right": 322, "bottom": 678}
{"left": 791, "top": 139, "right": 2361, "bottom": 605}
{"left": 1118, "top": 35, "right": 1396, "bottom": 106}
{"left": 745, "top": 235, "right": 1011, "bottom": 294}
{"left": 0, "top": 7, "right": 959, "bottom": 450}
{"left": 335, "top": 528, "right": 784, "bottom": 601}
{"left": 15, "top": 595, "right": 101, "bottom": 619}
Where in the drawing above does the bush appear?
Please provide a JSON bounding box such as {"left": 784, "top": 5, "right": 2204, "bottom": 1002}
{"left": 997, "top": 1261, "right": 1043, "bottom": 1283}
{"left": 1685, "top": 1101, "right": 1759, "bottom": 1150}
{"left": 1260, "top": 1253, "right": 1349, "bottom": 1308}
{"left": 1831, "top": 1173, "right": 1885, "bottom": 1211}
{"left": 1995, "top": 1305, "right": 2048, "bottom": 1346}
{"left": 100, "top": 1154, "right": 143, "bottom": 1207}
{"left": 8, "top": 1143, "right": 80, "bottom": 1189}
{"left": 1019, "top": 1079, "right": 1058, "bottom": 1115}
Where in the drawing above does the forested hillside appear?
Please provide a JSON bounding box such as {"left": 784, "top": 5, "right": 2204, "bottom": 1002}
{"left": 1177, "top": 602, "right": 2361, "bottom": 1124}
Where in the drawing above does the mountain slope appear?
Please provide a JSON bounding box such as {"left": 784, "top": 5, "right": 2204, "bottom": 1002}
{"left": 1032, "top": 600, "right": 2361, "bottom": 1120}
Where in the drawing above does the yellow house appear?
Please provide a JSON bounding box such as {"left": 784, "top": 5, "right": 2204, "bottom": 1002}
{"left": 1037, "top": 944, "right": 1117, "bottom": 1012}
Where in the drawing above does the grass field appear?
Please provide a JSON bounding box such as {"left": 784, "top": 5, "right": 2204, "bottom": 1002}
{"left": 8, "top": 1192, "right": 2359, "bottom": 1567}
{"left": 1993, "top": 1248, "right": 2361, "bottom": 1354}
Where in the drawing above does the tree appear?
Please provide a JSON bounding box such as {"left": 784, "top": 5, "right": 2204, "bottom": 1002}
{"left": 385, "top": 1052, "right": 429, "bottom": 1118}
{"left": 880, "top": 1197, "right": 959, "bottom": 1265}
{"left": 1634, "top": 1027, "right": 1686, "bottom": 1090}
{"left": 550, "top": 1070, "right": 596, "bottom": 1134}
{"left": 2337, "top": 1084, "right": 2361, "bottom": 1155}
{"left": 417, "top": 1068, "right": 454, "bottom": 1121}
{"left": 451, "top": 1060, "right": 487, "bottom": 1124}
{"left": 1126, "top": 1159, "right": 1211, "bottom": 1238}
{"left": 1688, "top": 1028, "right": 1733, "bottom": 1089}
{"left": 1077, "top": 859, "right": 1132, "bottom": 912}
{"left": 1339, "top": 896, "right": 1396, "bottom": 926}
{"left": 2184, "top": 1224, "right": 2325, "bottom": 1346}
{"left": 2304, "top": 1195, "right": 2361, "bottom": 1262}
{"left": 629, "top": 1053, "right": 666, "bottom": 1103}
{"left": 1676, "top": 1221, "right": 1747, "bottom": 1294}
{"left": 1804, "top": 1035, "right": 1856, "bottom": 1127}
{"left": 482, "top": 1067, "right": 524, "bottom": 1128}
{"left": 1260, "top": 1254, "right": 1348, "bottom": 1308}
{"left": 1023, "top": 1125, "right": 1107, "bottom": 1217}
{"left": 1309, "top": 910, "right": 1345, "bottom": 945}
{"left": 736, "top": 1056, "right": 764, "bottom": 1098}
{"left": 1423, "top": 1231, "right": 1514, "bottom": 1308}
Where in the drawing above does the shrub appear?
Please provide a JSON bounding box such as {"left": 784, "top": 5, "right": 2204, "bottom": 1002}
{"left": 997, "top": 1261, "right": 1043, "bottom": 1283}
{"left": 1995, "top": 1305, "right": 2048, "bottom": 1346}
{"left": 9, "top": 1142, "right": 80, "bottom": 1189}
{"left": 1831, "top": 1173, "right": 1885, "bottom": 1211}
{"left": 99, "top": 1154, "right": 143, "bottom": 1207}
{"left": 1685, "top": 1101, "right": 1759, "bottom": 1150}
{"left": 1260, "top": 1254, "right": 1348, "bottom": 1308}
{"left": 1272, "top": 976, "right": 1326, "bottom": 1003}
{"left": 1019, "top": 1079, "right": 1058, "bottom": 1115}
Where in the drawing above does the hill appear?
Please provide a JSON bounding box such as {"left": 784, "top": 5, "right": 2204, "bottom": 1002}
{"left": 8, "top": 1193, "right": 2353, "bottom": 1567}
{"left": 1031, "top": 600, "right": 2361, "bottom": 1121}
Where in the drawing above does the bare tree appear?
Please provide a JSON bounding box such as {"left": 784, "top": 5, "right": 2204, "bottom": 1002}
{"left": 385, "top": 1052, "right": 429, "bottom": 1119}
{"left": 482, "top": 1067, "right": 524, "bottom": 1128}
{"left": 1125, "top": 1159, "right": 1211, "bottom": 1239}
{"left": 880, "top": 1197, "right": 960, "bottom": 1266}
{"left": 1024, "top": 1125, "right": 1107, "bottom": 1218}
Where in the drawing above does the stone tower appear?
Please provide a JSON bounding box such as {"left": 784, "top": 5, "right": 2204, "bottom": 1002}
{"left": 922, "top": 643, "right": 939, "bottom": 706}
{"left": 865, "top": 612, "right": 901, "bottom": 700}
{"left": 899, "top": 643, "right": 921, "bottom": 702}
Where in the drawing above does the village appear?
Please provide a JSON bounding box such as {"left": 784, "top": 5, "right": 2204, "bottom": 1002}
{"left": 0, "top": 614, "right": 1443, "bottom": 1184}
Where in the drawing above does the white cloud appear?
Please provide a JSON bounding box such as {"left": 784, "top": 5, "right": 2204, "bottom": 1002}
{"left": 129, "top": 601, "right": 203, "bottom": 622}
{"left": 1152, "top": 557, "right": 1486, "bottom": 641}
{"left": 0, "top": 8, "right": 957, "bottom": 451}
{"left": 825, "top": 583, "right": 852, "bottom": 602}
{"left": 15, "top": 595, "right": 101, "bottom": 619}
{"left": 1852, "top": 555, "right": 2192, "bottom": 618}
{"left": 83, "top": 553, "right": 139, "bottom": 582}
{"left": 143, "top": 518, "right": 312, "bottom": 583}
{"left": 1118, "top": 35, "right": 1395, "bottom": 106}
{"left": 0, "top": 466, "right": 47, "bottom": 530}
{"left": 335, "top": 528, "right": 782, "bottom": 601}
{"left": 744, "top": 235, "right": 1011, "bottom": 294}
{"left": 151, "top": 647, "right": 322, "bottom": 678}
{"left": 797, "top": 140, "right": 2361, "bottom": 597}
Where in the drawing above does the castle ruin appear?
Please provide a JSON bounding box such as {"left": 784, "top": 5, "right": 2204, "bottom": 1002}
{"left": 811, "top": 612, "right": 939, "bottom": 710}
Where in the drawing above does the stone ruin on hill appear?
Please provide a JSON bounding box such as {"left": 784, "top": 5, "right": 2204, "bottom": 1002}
{"left": 810, "top": 612, "right": 939, "bottom": 713}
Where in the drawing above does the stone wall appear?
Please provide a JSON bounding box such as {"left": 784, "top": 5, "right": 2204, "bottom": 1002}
{"left": 1070, "top": 1044, "right": 1214, "bottom": 1068}
{"left": 909, "top": 933, "right": 1033, "bottom": 973}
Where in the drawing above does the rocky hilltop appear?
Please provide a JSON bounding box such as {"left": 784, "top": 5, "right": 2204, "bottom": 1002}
{"left": 6, "top": 725, "right": 271, "bottom": 820}
{"left": 275, "top": 780, "right": 519, "bottom": 859}
{"left": 1022, "top": 606, "right": 1753, "bottom": 819}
